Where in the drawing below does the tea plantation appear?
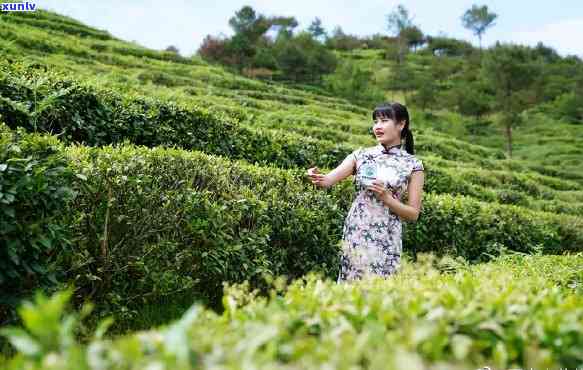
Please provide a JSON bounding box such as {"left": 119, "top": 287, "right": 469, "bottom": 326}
{"left": 0, "top": 9, "right": 581, "bottom": 369}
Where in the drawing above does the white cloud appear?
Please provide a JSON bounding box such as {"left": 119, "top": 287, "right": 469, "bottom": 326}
{"left": 509, "top": 18, "right": 583, "bottom": 57}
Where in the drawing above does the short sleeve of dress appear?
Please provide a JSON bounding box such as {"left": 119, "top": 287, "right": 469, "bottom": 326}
{"left": 411, "top": 157, "right": 424, "bottom": 173}
{"left": 346, "top": 148, "right": 361, "bottom": 175}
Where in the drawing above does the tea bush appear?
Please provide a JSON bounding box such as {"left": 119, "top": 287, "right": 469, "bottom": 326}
{"left": 0, "top": 125, "right": 75, "bottom": 321}
{"left": 2, "top": 254, "right": 582, "bottom": 369}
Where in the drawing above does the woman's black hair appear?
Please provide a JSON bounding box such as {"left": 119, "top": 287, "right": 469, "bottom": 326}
{"left": 372, "top": 102, "right": 415, "bottom": 155}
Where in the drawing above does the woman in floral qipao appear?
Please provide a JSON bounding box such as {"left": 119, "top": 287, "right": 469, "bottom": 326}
{"left": 307, "top": 102, "right": 425, "bottom": 282}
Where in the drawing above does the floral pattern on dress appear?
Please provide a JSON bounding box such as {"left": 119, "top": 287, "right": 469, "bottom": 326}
{"left": 337, "top": 143, "right": 424, "bottom": 283}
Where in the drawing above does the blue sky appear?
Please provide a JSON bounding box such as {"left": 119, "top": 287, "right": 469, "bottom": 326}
{"left": 37, "top": 0, "right": 583, "bottom": 58}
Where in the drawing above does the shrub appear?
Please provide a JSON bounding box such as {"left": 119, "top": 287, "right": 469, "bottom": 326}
{"left": 2, "top": 254, "right": 582, "bottom": 369}
{"left": 0, "top": 126, "right": 75, "bottom": 323}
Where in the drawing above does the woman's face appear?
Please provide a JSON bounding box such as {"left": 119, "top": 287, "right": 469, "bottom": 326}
{"left": 372, "top": 114, "right": 404, "bottom": 145}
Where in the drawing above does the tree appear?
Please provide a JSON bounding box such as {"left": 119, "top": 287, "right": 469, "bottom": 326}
{"left": 271, "top": 16, "right": 299, "bottom": 39}
{"left": 454, "top": 83, "right": 493, "bottom": 121}
{"left": 324, "top": 61, "right": 384, "bottom": 106}
{"left": 222, "top": 6, "right": 269, "bottom": 70}
{"left": 198, "top": 34, "right": 232, "bottom": 65}
{"left": 386, "top": 4, "right": 415, "bottom": 64}
{"left": 227, "top": 33, "right": 256, "bottom": 71}
{"left": 401, "top": 25, "right": 425, "bottom": 52}
{"left": 225, "top": 6, "right": 292, "bottom": 71}
{"left": 164, "top": 45, "right": 179, "bottom": 54}
{"left": 252, "top": 45, "right": 278, "bottom": 70}
{"left": 362, "top": 33, "right": 396, "bottom": 49}
{"left": 308, "top": 17, "right": 326, "bottom": 41}
{"left": 409, "top": 72, "right": 438, "bottom": 111}
{"left": 425, "top": 36, "right": 475, "bottom": 57}
{"left": 461, "top": 4, "right": 497, "bottom": 51}
{"left": 381, "top": 62, "right": 415, "bottom": 103}
{"left": 533, "top": 41, "right": 560, "bottom": 63}
{"left": 228, "top": 6, "right": 271, "bottom": 43}
{"left": 325, "top": 26, "right": 362, "bottom": 51}
{"left": 274, "top": 32, "right": 336, "bottom": 82}
{"left": 553, "top": 64, "right": 583, "bottom": 124}
{"left": 482, "top": 43, "right": 540, "bottom": 158}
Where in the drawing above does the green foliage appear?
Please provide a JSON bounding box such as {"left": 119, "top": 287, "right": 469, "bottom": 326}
{"left": 406, "top": 192, "right": 582, "bottom": 260}
{"left": 324, "top": 26, "right": 363, "bottom": 51}
{"left": 1, "top": 9, "right": 583, "bottom": 354}
{"left": 60, "top": 143, "right": 346, "bottom": 319}
{"left": 443, "top": 80, "right": 493, "bottom": 120}
{"left": 323, "top": 61, "right": 384, "bottom": 106}
{"left": 0, "top": 126, "right": 75, "bottom": 316}
{"left": 409, "top": 72, "right": 438, "bottom": 111}
{"left": 48, "top": 141, "right": 583, "bottom": 318}
{"left": 401, "top": 25, "right": 425, "bottom": 51}
{"left": 2, "top": 125, "right": 580, "bottom": 325}
{"left": 198, "top": 6, "right": 335, "bottom": 82}
{"left": 228, "top": 6, "right": 272, "bottom": 44}
{"left": 381, "top": 62, "right": 416, "bottom": 100}
{"left": 386, "top": 4, "right": 416, "bottom": 64}
{"left": 423, "top": 36, "right": 476, "bottom": 57}
{"left": 307, "top": 17, "right": 326, "bottom": 40}
{"left": 1, "top": 10, "right": 114, "bottom": 41}
{"left": 273, "top": 32, "right": 337, "bottom": 82}
{"left": 551, "top": 92, "right": 583, "bottom": 124}
{"left": 482, "top": 42, "right": 542, "bottom": 157}
{"left": 2, "top": 254, "right": 582, "bottom": 369}
{"left": 0, "top": 62, "right": 351, "bottom": 169}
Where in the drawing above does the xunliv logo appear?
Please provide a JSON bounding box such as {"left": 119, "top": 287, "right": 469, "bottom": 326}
{"left": 1, "top": 2, "right": 37, "bottom": 11}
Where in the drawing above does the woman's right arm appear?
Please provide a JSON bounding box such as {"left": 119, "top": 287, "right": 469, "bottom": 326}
{"left": 307, "top": 154, "right": 356, "bottom": 189}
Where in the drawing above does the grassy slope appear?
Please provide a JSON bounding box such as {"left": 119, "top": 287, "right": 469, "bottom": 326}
{"left": 1, "top": 9, "right": 582, "bottom": 218}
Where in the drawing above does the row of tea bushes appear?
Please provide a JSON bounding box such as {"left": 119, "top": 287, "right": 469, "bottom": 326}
{"left": 2, "top": 126, "right": 582, "bottom": 323}
{"left": 0, "top": 125, "right": 349, "bottom": 323}
{"left": 423, "top": 158, "right": 583, "bottom": 216}
{"left": 64, "top": 143, "right": 583, "bottom": 316}
{"left": 0, "top": 61, "right": 352, "bottom": 169}
{"left": 62, "top": 142, "right": 350, "bottom": 318}
{"left": 1, "top": 8, "right": 106, "bottom": 35}
{"left": 0, "top": 38, "right": 513, "bottom": 173}
{"left": 1, "top": 254, "right": 581, "bottom": 369}
{"left": 1, "top": 11, "right": 193, "bottom": 64}
{"left": 0, "top": 58, "right": 524, "bottom": 183}
{"left": 0, "top": 11, "right": 114, "bottom": 41}
{"left": 65, "top": 139, "right": 583, "bottom": 307}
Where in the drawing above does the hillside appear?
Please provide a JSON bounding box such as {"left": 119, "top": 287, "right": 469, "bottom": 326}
{"left": 2, "top": 10, "right": 583, "bottom": 209}
{"left": 336, "top": 48, "right": 583, "bottom": 178}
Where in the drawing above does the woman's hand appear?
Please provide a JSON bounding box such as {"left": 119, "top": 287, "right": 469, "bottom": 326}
{"left": 367, "top": 180, "right": 396, "bottom": 202}
{"left": 307, "top": 167, "right": 328, "bottom": 188}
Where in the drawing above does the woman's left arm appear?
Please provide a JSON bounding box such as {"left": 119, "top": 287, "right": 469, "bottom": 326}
{"left": 368, "top": 171, "right": 425, "bottom": 221}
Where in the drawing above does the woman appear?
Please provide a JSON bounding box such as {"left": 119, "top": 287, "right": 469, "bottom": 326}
{"left": 307, "top": 102, "right": 425, "bottom": 282}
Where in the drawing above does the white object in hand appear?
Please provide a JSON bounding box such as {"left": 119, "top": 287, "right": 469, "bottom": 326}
{"left": 360, "top": 163, "right": 378, "bottom": 187}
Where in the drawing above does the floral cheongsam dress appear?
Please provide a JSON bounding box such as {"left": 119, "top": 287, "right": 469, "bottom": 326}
{"left": 337, "top": 143, "right": 424, "bottom": 283}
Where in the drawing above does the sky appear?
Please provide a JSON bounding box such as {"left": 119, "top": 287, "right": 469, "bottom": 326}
{"left": 36, "top": 0, "right": 583, "bottom": 58}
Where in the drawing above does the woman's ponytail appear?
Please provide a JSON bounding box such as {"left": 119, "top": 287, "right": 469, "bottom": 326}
{"left": 402, "top": 126, "right": 415, "bottom": 155}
